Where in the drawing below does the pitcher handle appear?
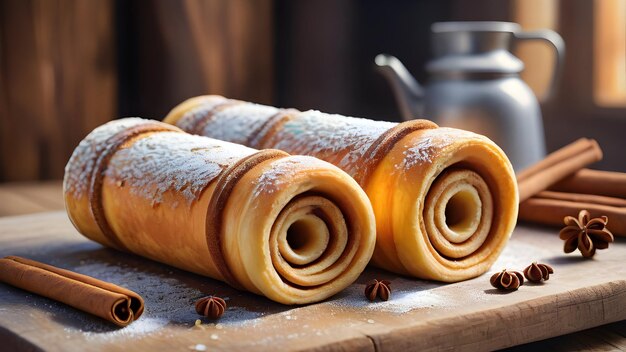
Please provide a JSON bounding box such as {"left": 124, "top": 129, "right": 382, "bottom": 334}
{"left": 515, "top": 29, "right": 565, "bottom": 101}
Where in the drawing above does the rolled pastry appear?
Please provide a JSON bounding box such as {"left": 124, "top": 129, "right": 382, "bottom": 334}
{"left": 164, "top": 97, "right": 519, "bottom": 282}
{"left": 63, "top": 118, "right": 376, "bottom": 304}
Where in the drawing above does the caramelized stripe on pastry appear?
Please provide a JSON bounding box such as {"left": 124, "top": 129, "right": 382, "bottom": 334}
{"left": 205, "top": 149, "right": 289, "bottom": 289}
{"left": 162, "top": 95, "right": 228, "bottom": 126}
{"left": 268, "top": 111, "right": 396, "bottom": 177}
{"left": 88, "top": 122, "right": 182, "bottom": 251}
{"left": 247, "top": 109, "right": 299, "bottom": 149}
{"left": 353, "top": 119, "right": 438, "bottom": 186}
{"left": 221, "top": 155, "right": 375, "bottom": 302}
{"left": 189, "top": 100, "right": 245, "bottom": 135}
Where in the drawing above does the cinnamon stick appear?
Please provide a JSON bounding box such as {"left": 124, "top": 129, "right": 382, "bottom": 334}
{"left": 517, "top": 138, "right": 603, "bottom": 202}
{"left": 0, "top": 256, "right": 144, "bottom": 327}
{"left": 550, "top": 168, "right": 626, "bottom": 199}
{"left": 519, "top": 191, "right": 626, "bottom": 236}
{"left": 535, "top": 190, "right": 626, "bottom": 207}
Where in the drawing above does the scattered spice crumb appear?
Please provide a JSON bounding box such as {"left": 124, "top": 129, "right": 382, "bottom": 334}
{"left": 192, "top": 319, "right": 205, "bottom": 330}
{"left": 190, "top": 343, "right": 207, "bottom": 351}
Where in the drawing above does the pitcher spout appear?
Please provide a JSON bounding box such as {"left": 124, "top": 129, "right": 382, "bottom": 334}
{"left": 375, "top": 54, "right": 425, "bottom": 120}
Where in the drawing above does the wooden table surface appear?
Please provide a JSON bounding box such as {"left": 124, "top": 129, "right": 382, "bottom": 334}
{"left": 0, "top": 181, "right": 625, "bottom": 351}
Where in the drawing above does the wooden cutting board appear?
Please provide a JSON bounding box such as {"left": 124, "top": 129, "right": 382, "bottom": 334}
{"left": 0, "top": 211, "right": 624, "bottom": 351}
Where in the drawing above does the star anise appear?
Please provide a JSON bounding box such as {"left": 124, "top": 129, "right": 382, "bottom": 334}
{"left": 490, "top": 269, "right": 524, "bottom": 291}
{"left": 364, "top": 279, "right": 391, "bottom": 301}
{"left": 523, "top": 262, "right": 554, "bottom": 283}
{"left": 195, "top": 296, "right": 227, "bottom": 319}
{"left": 559, "top": 210, "right": 614, "bottom": 258}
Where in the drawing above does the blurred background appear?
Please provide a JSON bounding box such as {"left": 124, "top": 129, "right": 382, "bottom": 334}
{"left": 1, "top": 0, "right": 625, "bottom": 182}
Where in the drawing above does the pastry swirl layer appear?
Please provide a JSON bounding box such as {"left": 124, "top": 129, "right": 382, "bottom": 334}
{"left": 64, "top": 118, "right": 376, "bottom": 304}
{"left": 165, "top": 97, "right": 519, "bottom": 282}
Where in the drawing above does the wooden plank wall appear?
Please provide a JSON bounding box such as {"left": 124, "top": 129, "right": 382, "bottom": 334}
{"left": 175, "top": 0, "right": 274, "bottom": 104}
{"left": 0, "top": 0, "right": 117, "bottom": 181}
{"left": 0, "top": 0, "right": 274, "bottom": 182}
{"left": 118, "top": 0, "right": 274, "bottom": 120}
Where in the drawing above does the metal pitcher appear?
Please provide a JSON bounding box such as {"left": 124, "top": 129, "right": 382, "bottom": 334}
{"left": 375, "top": 21, "right": 565, "bottom": 170}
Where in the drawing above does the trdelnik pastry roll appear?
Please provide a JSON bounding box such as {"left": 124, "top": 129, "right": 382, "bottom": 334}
{"left": 63, "top": 118, "right": 376, "bottom": 304}
{"left": 165, "top": 96, "right": 519, "bottom": 282}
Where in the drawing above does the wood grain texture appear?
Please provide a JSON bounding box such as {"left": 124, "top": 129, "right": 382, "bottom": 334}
{"left": 506, "top": 319, "right": 626, "bottom": 351}
{"left": 0, "top": 0, "right": 275, "bottom": 182}
{"left": 0, "top": 0, "right": 117, "bottom": 182}
{"left": 0, "top": 211, "right": 624, "bottom": 351}
{"left": 122, "top": 0, "right": 275, "bottom": 119}
{"left": 0, "top": 181, "right": 64, "bottom": 216}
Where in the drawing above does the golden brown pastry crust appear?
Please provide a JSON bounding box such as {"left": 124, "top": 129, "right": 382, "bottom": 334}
{"left": 166, "top": 97, "right": 519, "bottom": 282}
{"left": 87, "top": 122, "right": 181, "bottom": 251}
{"left": 205, "top": 149, "right": 289, "bottom": 289}
{"left": 64, "top": 118, "right": 376, "bottom": 304}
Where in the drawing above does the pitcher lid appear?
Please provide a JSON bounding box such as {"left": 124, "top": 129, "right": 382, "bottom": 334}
{"left": 432, "top": 21, "right": 521, "bottom": 33}
{"left": 427, "top": 21, "right": 524, "bottom": 75}
{"left": 426, "top": 52, "right": 524, "bottom": 75}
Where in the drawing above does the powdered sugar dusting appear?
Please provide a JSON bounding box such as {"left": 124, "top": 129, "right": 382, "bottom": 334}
{"left": 490, "top": 239, "right": 553, "bottom": 270}
{"left": 106, "top": 131, "right": 257, "bottom": 205}
{"left": 2, "top": 225, "right": 586, "bottom": 348}
{"left": 200, "top": 104, "right": 280, "bottom": 145}
{"left": 271, "top": 110, "right": 396, "bottom": 177}
{"left": 63, "top": 118, "right": 149, "bottom": 198}
{"left": 329, "top": 237, "right": 556, "bottom": 315}
{"left": 330, "top": 278, "right": 446, "bottom": 314}
{"left": 252, "top": 155, "right": 331, "bottom": 197}
{"left": 399, "top": 137, "right": 450, "bottom": 168}
{"left": 395, "top": 129, "right": 456, "bottom": 170}
{"left": 177, "top": 103, "right": 400, "bottom": 178}
{"left": 50, "top": 260, "right": 264, "bottom": 342}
